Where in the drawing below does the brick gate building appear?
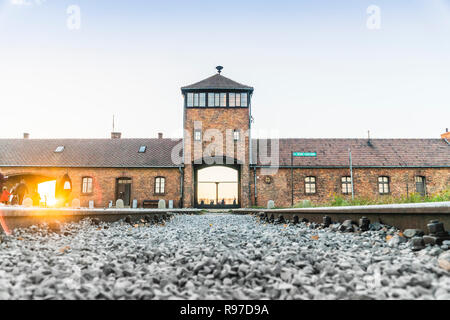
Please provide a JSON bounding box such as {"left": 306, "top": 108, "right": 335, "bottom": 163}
{"left": 1, "top": 68, "right": 449, "bottom": 208}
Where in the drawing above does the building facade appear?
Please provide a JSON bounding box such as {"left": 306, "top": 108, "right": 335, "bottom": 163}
{"left": 0, "top": 68, "right": 449, "bottom": 208}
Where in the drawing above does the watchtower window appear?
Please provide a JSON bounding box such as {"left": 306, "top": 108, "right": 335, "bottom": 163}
{"left": 241, "top": 93, "right": 248, "bottom": 107}
{"left": 199, "top": 93, "right": 206, "bottom": 107}
{"left": 193, "top": 93, "right": 199, "bottom": 106}
{"left": 229, "top": 93, "right": 235, "bottom": 107}
{"left": 208, "top": 93, "right": 214, "bottom": 107}
{"left": 189, "top": 91, "right": 250, "bottom": 108}
{"left": 235, "top": 93, "right": 241, "bottom": 106}
{"left": 220, "top": 93, "right": 227, "bottom": 107}
{"left": 214, "top": 93, "right": 220, "bottom": 107}
{"left": 187, "top": 93, "right": 194, "bottom": 107}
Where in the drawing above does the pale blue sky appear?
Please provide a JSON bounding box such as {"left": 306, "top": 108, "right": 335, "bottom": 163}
{"left": 0, "top": 0, "right": 449, "bottom": 139}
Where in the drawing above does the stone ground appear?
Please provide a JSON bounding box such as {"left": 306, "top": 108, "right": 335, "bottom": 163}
{"left": 0, "top": 213, "right": 449, "bottom": 300}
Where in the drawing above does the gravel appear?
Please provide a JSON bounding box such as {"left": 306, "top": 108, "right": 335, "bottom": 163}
{"left": 0, "top": 213, "right": 449, "bottom": 300}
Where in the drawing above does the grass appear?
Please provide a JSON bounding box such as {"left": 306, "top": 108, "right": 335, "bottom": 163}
{"left": 292, "top": 188, "right": 450, "bottom": 208}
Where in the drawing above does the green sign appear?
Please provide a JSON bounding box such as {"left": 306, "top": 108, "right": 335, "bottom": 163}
{"left": 293, "top": 152, "right": 317, "bottom": 157}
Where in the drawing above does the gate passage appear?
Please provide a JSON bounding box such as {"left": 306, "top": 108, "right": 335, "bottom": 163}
{"left": 196, "top": 166, "right": 239, "bottom": 208}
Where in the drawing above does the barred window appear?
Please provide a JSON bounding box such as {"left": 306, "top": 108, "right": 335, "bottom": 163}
{"left": 378, "top": 176, "right": 390, "bottom": 194}
{"left": 155, "top": 177, "right": 165, "bottom": 194}
{"left": 415, "top": 176, "right": 426, "bottom": 196}
{"left": 305, "top": 176, "right": 316, "bottom": 194}
{"left": 341, "top": 176, "right": 352, "bottom": 194}
{"left": 229, "top": 93, "right": 235, "bottom": 107}
{"left": 199, "top": 93, "right": 206, "bottom": 107}
{"left": 235, "top": 93, "right": 241, "bottom": 107}
{"left": 215, "top": 93, "right": 220, "bottom": 107}
{"left": 220, "top": 93, "right": 227, "bottom": 107}
{"left": 193, "top": 93, "right": 199, "bottom": 106}
{"left": 82, "top": 177, "right": 93, "bottom": 194}
{"left": 187, "top": 93, "right": 194, "bottom": 107}
{"left": 241, "top": 93, "right": 248, "bottom": 107}
{"left": 208, "top": 93, "right": 215, "bottom": 107}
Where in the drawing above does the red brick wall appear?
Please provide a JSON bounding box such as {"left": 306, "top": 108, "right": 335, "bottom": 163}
{"left": 183, "top": 107, "right": 251, "bottom": 207}
{"left": 3, "top": 165, "right": 449, "bottom": 209}
{"left": 252, "top": 167, "right": 450, "bottom": 208}
{"left": 0, "top": 167, "right": 181, "bottom": 208}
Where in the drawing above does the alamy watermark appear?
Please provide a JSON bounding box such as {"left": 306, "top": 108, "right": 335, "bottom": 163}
{"left": 67, "top": 5, "right": 81, "bottom": 30}
{"left": 170, "top": 123, "right": 280, "bottom": 175}
{"left": 367, "top": 5, "right": 381, "bottom": 30}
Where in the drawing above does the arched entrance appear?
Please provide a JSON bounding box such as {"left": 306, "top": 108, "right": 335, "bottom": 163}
{"left": 4, "top": 173, "right": 57, "bottom": 206}
{"left": 194, "top": 163, "right": 240, "bottom": 209}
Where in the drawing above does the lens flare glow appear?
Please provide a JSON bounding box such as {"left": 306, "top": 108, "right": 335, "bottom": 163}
{"left": 37, "top": 180, "right": 57, "bottom": 207}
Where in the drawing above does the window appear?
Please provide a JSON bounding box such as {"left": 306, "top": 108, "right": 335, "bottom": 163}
{"left": 220, "top": 93, "right": 227, "bottom": 107}
{"left": 155, "top": 177, "right": 165, "bottom": 194}
{"left": 415, "top": 176, "right": 426, "bottom": 196}
{"left": 341, "top": 176, "right": 352, "bottom": 194}
{"left": 229, "top": 93, "right": 235, "bottom": 107}
{"left": 55, "top": 146, "right": 64, "bottom": 153}
{"left": 82, "top": 177, "right": 93, "bottom": 194}
{"left": 241, "top": 93, "right": 248, "bottom": 107}
{"left": 138, "top": 146, "right": 146, "bottom": 153}
{"left": 194, "top": 129, "right": 202, "bottom": 141}
{"left": 215, "top": 93, "right": 220, "bottom": 107}
{"left": 233, "top": 130, "right": 240, "bottom": 141}
{"left": 187, "top": 93, "right": 194, "bottom": 107}
{"left": 305, "top": 177, "right": 316, "bottom": 194}
{"left": 208, "top": 93, "right": 215, "bottom": 107}
{"left": 378, "top": 176, "right": 390, "bottom": 194}
{"left": 199, "top": 93, "right": 206, "bottom": 107}
{"left": 235, "top": 93, "right": 241, "bottom": 107}
{"left": 193, "top": 93, "right": 199, "bottom": 106}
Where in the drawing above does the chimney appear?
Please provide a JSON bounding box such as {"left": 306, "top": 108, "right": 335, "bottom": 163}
{"left": 367, "top": 130, "right": 372, "bottom": 146}
{"left": 158, "top": 132, "right": 163, "bottom": 139}
{"left": 111, "top": 132, "right": 122, "bottom": 139}
{"left": 441, "top": 128, "right": 450, "bottom": 140}
{"left": 23, "top": 133, "right": 30, "bottom": 139}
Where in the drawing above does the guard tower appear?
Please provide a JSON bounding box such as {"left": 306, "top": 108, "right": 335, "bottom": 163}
{"left": 181, "top": 67, "right": 254, "bottom": 208}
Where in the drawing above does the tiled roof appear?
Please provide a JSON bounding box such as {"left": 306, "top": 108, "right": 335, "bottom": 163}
{"left": 181, "top": 74, "right": 254, "bottom": 91}
{"left": 0, "top": 139, "right": 183, "bottom": 168}
{"left": 252, "top": 139, "right": 450, "bottom": 167}
{"left": 0, "top": 138, "right": 448, "bottom": 168}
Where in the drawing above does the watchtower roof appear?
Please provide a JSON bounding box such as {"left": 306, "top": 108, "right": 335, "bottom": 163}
{"left": 181, "top": 73, "right": 254, "bottom": 92}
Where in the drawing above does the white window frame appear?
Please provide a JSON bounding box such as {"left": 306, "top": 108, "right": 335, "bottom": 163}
{"left": 305, "top": 176, "right": 316, "bottom": 194}
{"left": 155, "top": 177, "right": 166, "bottom": 194}
{"left": 82, "top": 177, "right": 93, "bottom": 194}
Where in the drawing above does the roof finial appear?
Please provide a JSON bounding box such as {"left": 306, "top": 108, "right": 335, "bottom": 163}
{"left": 216, "top": 66, "right": 223, "bottom": 74}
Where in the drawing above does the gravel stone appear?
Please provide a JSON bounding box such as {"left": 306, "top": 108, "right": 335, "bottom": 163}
{"left": 438, "top": 252, "right": 450, "bottom": 272}
{"left": 404, "top": 229, "right": 425, "bottom": 239}
{"left": 0, "top": 214, "right": 448, "bottom": 300}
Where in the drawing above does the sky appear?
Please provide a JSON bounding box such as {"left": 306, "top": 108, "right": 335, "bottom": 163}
{"left": 0, "top": 0, "right": 449, "bottom": 139}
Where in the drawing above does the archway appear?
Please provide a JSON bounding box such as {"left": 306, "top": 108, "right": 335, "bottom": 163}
{"left": 195, "top": 165, "right": 240, "bottom": 208}
{"left": 4, "top": 173, "right": 57, "bottom": 206}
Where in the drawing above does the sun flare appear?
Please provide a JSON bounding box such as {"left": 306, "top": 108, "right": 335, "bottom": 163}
{"left": 37, "top": 180, "right": 57, "bottom": 207}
